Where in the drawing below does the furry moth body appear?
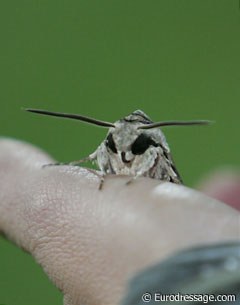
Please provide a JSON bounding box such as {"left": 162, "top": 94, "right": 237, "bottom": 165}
{"left": 26, "top": 108, "right": 210, "bottom": 184}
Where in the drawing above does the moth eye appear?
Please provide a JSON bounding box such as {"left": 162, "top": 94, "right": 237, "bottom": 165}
{"left": 131, "top": 134, "right": 158, "bottom": 155}
{"left": 106, "top": 133, "right": 117, "bottom": 153}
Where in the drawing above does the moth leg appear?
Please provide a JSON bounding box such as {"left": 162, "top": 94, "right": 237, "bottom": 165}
{"left": 42, "top": 162, "right": 67, "bottom": 168}
{"left": 68, "top": 155, "right": 95, "bottom": 166}
{"left": 98, "top": 174, "right": 105, "bottom": 190}
{"left": 85, "top": 168, "right": 105, "bottom": 190}
{"left": 42, "top": 159, "right": 88, "bottom": 168}
{"left": 42, "top": 151, "right": 97, "bottom": 168}
{"left": 126, "top": 175, "right": 139, "bottom": 186}
{"left": 126, "top": 169, "right": 149, "bottom": 185}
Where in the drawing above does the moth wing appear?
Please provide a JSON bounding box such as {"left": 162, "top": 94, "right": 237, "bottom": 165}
{"left": 150, "top": 144, "right": 182, "bottom": 184}
{"left": 161, "top": 146, "right": 182, "bottom": 184}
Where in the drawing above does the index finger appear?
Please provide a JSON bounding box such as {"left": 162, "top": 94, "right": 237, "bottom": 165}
{"left": 0, "top": 138, "right": 239, "bottom": 305}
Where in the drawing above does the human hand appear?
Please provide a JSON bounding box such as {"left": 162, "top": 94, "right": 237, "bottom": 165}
{"left": 0, "top": 138, "right": 239, "bottom": 305}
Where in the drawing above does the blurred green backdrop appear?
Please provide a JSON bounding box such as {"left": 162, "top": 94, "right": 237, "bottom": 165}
{"left": 0, "top": 1, "right": 239, "bottom": 304}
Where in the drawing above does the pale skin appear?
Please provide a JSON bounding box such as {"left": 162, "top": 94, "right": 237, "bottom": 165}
{"left": 0, "top": 138, "right": 239, "bottom": 305}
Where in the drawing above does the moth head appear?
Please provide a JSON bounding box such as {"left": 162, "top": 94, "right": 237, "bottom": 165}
{"left": 104, "top": 110, "right": 211, "bottom": 163}
{"left": 25, "top": 108, "right": 211, "bottom": 164}
{"left": 25, "top": 108, "right": 211, "bottom": 130}
{"left": 104, "top": 110, "right": 161, "bottom": 163}
{"left": 105, "top": 129, "right": 159, "bottom": 164}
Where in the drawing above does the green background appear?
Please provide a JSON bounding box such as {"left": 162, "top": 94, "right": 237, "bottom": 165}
{"left": 0, "top": 1, "right": 239, "bottom": 304}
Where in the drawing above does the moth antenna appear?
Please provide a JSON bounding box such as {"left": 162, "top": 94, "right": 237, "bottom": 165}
{"left": 25, "top": 108, "right": 115, "bottom": 128}
{"left": 138, "top": 120, "right": 213, "bottom": 129}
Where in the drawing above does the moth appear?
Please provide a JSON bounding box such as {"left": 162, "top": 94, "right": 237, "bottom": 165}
{"left": 26, "top": 108, "right": 210, "bottom": 186}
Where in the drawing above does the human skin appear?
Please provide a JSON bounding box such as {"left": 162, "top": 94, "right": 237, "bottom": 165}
{"left": 0, "top": 138, "right": 239, "bottom": 305}
{"left": 198, "top": 170, "right": 240, "bottom": 211}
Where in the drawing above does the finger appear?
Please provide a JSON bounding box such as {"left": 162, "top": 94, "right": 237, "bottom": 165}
{"left": 198, "top": 169, "right": 240, "bottom": 210}
{"left": 0, "top": 138, "right": 239, "bottom": 305}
